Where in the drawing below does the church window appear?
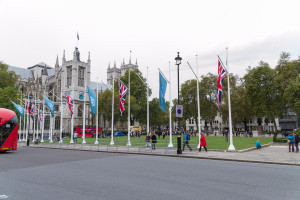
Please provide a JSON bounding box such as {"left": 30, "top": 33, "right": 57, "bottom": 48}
{"left": 67, "top": 66, "right": 72, "bottom": 86}
{"left": 44, "top": 115, "right": 50, "bottom": 130}
{"left": 55, "top": 116, "right": 60, "bottom": 130}
{"left": 78, "top": 66, "right": 85, "bottom": 86}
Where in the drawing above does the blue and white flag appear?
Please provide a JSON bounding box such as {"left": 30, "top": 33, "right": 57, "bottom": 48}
{"left": 159, "top": 72, "right": 167, "bottom": 112}
{"left": 87, "top": 86, "right": 97, "bottom": 116}
{"left": 43, "top": 96, "right": 55, "bottom": 117}
{"left": 11, "top": 101, "right": 24, "bottom": 118}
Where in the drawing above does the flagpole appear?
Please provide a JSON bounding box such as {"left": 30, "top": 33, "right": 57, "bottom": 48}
{"left": 168, "top": 62, "right": 173, "bottom": 147}
{"left": 95, "top": 77, "right": 99, "bottom": 144}
{"left": 41, "top": 91, "right": 45, "bottom": 143}
{"left": 127, "top": 69, "right": 131, "bottom": 146}
{"left": 70, "top": 77, "right": 75, "bottom": 144}
{"left": 33, "top": 93, "right": 36, "bottom": 142}
{"left": 26, "top": 94, "right": 29, "bottom": 142}
{"left": 110, "top": 75, "right": 115, "bottom": 145}
{"left": 36, "top": 103, "right": 39, "bottom": 142}
{"left": 60, "top": 84, "right": 63, "bottom": 143}
{"left": 147, "top": 67, "right": 149, "bottom": 135}
{"left": 226, "top": 47, "right": 235, "bottom": 151}
{"left": 82, "top": 76, "right": 87, "bottom": 144}
{"left": 23, "top": 98, "right": 26, "bottom": 141}
{"left": 196, "top": 55, "right": 201, "bottom": 148}
{"left": 18, "top": 97, "right": 22, "bottom": 142}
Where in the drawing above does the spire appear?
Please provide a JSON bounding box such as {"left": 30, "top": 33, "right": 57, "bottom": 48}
{"left": 123, "top": 58, "right": 125, "bottom": 66}
{"left": 55, "top": 55, "right": 59, "bottom": 67}
{"left": 88, "top": 52, "right": 91, "bottom": 61}
{"left": 108, "top": 62, "right": 110, "bottom": 69}
{"left": 135, "top": 58, "right": 138, "bottom": 66}
{"left": 129, "top": 50, "right": 132, "bottom": 64}
{"left": 42, "top": 64, "right": 48, "bottom": 76}
{"left": 114, "top": 60, "right": 116, "bottom": 68}
{"left": 62, "top": 50, "right": 66, "bottom": 64}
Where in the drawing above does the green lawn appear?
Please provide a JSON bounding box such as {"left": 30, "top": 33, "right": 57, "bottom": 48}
{"left": 38, "top": 135, "right": 272, "bottom": 151}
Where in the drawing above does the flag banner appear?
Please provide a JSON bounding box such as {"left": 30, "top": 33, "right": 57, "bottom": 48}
{"left": 26, "top": 100, "right": 34, "bottom": 120}
{"left": 87, "top": 86, "right": 97, "bottom": 116}
{"left": 118, "top": 80, "right": 128, "bottom": 116}
{"left": 217, "top": 57, "right": 227, "bottom": 109}
{"left": 159, "top": 72, "right": 167, "bottom": 112}
{"left": 38, "top": 109, "right": 43, "bottom": 121}
{"left": 65, "top": 92, "right": 74, "bottom": 117}
{"left": 11, "top": 101, "right": 24, "bottom": 119}
{"left": 176, "top": 105, "right": 183, "bottom": 118}
{"left": 43, "top": 96, "right": 54, "bottom": 117}
{"left": 79, "top": 93, "right": 84, "bottom": 100}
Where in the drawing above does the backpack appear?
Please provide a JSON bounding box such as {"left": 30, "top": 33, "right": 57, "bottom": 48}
{"left": 186, "top": 134, "right": 190, "bottom": 141}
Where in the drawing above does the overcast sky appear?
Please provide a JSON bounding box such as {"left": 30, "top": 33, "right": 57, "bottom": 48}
{"left": 1, "top": 0, "right": 300, "bottom": 101}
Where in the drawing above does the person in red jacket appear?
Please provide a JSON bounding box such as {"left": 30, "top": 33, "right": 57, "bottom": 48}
{"left": 199, "top": 134, "right": 208, "bottom": 152}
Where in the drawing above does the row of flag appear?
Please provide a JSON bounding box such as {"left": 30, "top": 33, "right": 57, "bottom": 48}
{"left": 12, "top": 57, "right": 227, "bottom": 121}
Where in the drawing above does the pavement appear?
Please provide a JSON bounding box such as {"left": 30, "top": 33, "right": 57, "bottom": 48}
{"left": 20, "top": 142, "right": 300, "bottom": 166}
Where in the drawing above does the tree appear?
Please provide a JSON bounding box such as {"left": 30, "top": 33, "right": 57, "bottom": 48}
{"left": 0, "top": 62, "right": 19, "bottom": 89}
{"left": 199, "top": 73, "right": 218, "bottom": 134}
{"left": 149, "top": 98, "right": 169, "bottom": 129}
{"left": 244, "top": 61, "right": 280, "bottom": 130}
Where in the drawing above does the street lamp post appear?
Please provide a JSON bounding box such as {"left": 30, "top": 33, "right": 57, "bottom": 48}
{"left": 29, "top": 92, "right": 33, "bottom": 142}
{"left": 175, "top": 52, "right": 182, "bottom": 132}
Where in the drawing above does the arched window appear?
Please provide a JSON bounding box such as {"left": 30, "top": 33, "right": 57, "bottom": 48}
{"left": 44, "top": 115, "right": 50, "bottom": 130}
{"left": 55, "top": 116, "right": 60, "bottom": 130}
{"left": 78, "top": 105, "right": 83, "bottom": 117}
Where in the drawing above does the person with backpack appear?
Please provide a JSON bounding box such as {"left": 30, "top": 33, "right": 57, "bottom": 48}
{"left": 183, "top": 131, "right": 192, "bottom": 151}
{"left": 287, "top": 132, "right": 295, "bottom": 152}
{"left": 145, "top": 132, "right": 151, "bottom": 149}
{"left": 151, "top": 133, "right": 157, "bottom": 150}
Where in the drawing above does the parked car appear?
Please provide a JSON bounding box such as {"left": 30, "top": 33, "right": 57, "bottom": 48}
{"left": 114, "top": 132, "right": 126, "bottom": 137}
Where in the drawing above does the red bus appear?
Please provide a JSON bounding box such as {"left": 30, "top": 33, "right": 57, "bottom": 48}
{"left": 0, "top": 108, "right": 18, "bottom": 152}
{"left": 73, "top": 125, "right": 101, "bottom": 138}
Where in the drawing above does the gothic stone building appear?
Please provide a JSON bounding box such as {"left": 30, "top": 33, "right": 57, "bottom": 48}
{"left": 8, "top": 47, "right": 112, "bottom": 135}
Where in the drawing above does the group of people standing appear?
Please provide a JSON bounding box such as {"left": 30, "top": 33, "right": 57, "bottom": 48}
{"left": 145, "top": 132, "right": 157, "bottom": 150}
{"left": 287, "top": 132, "right": 299, "bottom": 153}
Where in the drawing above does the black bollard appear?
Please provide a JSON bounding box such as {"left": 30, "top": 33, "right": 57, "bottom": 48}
{"left": 27, "top": 138, "right": 29, "bottom": 146}
{"left": 177, "top": 136, "right": 182, "bottom": 154}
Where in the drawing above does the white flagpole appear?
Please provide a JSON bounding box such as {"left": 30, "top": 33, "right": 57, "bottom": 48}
{"left": 95, "top": 77, "right": 99, "bottom": 144}
{"left": 147, "top": 67, "right": 149, "bottom": 135}
{"left": 168, "top": 62, "right": 173, "bottom": 147}
{"left": 60, "top": 85, "right": 63, "bottom": 143}
{"left": 33, "top": 93, "right": 36, "bottom": 142}
{"left": 23, "top": 98, "right": 26, "bottom": 141}
{"left": 127, "top": 69, "right": 131, "bottom": 146}
{"left": 82, "top": 77, "right": 87, "bottom": 144}
{"left": 18, "top": 97, "right": 22, "bottom": 142}
{"left": 36, "top": 104, "right": 39, "bottom": 142}
{"left": 70, "top": 78, "right": 75, "bottom": 143}
{"left": 110, "top": 75, "right": 115, "bottom": 145}
{"left": 196, "top": 55, "right": 201, "bottom": 148}
{"left": 226, "top": 47, "right": 235, "bottom": 150}
{"left": 49, "top": 112, "right": 53, "bottom": 143}
{"left": 41, "top": 91, "right": 45, "bottom": 143}
{"left": 26, "top": 94, "right": 29, "bottom": 142}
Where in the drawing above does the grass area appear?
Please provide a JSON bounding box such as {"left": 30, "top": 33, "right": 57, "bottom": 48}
{"left": 37, "top": 135, "right": 272, "bottom": 151}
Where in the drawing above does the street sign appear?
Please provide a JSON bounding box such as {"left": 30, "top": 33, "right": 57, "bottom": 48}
{"left": 176, "top": 105, "right": 183, "bottom": 118}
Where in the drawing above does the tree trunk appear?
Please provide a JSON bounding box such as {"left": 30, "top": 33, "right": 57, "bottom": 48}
{"left": 209, "top": 120, "right": 213, "bottom": 134}
{"left": 273, "top": 118, "right": 278, "bottom": 132}
{"left": 244, "top": 118, "right": 248, "bottom": 132}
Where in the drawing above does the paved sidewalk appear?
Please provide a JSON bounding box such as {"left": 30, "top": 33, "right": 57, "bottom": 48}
{"left": 21, "top": 142, "right": 300, "bottom": 166}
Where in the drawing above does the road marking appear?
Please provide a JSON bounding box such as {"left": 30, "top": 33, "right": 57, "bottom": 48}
{"left": 0, "top": 195, "right": 8, "bottom": 199}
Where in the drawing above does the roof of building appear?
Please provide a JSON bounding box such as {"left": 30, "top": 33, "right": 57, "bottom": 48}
{"left": 90, "top": 81, "right": 112, "bottom": 91}
{"left": 7, "top": 65, "right": 33, "bottom": 79}
{"left": 28, "top": 62, "right": 53, "bottom": 69}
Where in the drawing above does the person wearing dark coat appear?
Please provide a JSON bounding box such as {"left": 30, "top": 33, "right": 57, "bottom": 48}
{"left": 199, "top": 134, "right": 207, "bottom": 152}
{"left": 151, "top": 133, "right": 157, "bottom": 150}
{"left": 294, "top": 132, "right": 299, "bottom": 153}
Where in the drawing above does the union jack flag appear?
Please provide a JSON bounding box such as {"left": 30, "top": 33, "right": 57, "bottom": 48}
{"left": 35, "top": 107, "right": 43, "bottom": 121}
{"left": 26, "top": 101, "right": 34, "bottom": 120}
{"left": 217, "top": 57, "right": 227, "bottom": 109}
{"left": 119, "top": 80, "right": 128, "bottom": 116}
{"left": 65, "top": 91, "right": 73, "bottom": 116}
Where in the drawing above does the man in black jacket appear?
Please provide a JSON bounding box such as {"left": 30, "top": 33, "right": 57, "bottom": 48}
{"left": 294, "top": 132, "right": 299, "bottom": 153}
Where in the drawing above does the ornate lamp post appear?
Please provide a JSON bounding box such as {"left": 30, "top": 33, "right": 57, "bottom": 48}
{"left": 175, "top": 52, "right": 182, "bottom": 132}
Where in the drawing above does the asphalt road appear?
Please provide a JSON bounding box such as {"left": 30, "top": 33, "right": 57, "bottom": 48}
{"left": 0, "top": 147, "right": 299, "bottom": 200}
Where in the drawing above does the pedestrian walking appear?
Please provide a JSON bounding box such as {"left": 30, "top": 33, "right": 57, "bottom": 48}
{"left": 287, "top": 132, "right": 295, "bottom": 152}
{"left": 162, "top": 131, "right": 166, "bottom": 139}
{"left": 182, "top": 132, "right": 192, "bottom": 151}
{"left": 225, "top": 129, "right": 228, "bottom": 142}
{"left": 74, "top": 132, "right": 78, "bottom": 143}
{"left": 145, "top": 132, "right": 151, "bottom": 149}
{"left": 293, "top": 132, "right": 299, "bottom": 153}
{"left": 151, "top": 133, "right": 157, "bottom": 150}
{"left": 199, "top": 134, "right": 208, "bottom": 152}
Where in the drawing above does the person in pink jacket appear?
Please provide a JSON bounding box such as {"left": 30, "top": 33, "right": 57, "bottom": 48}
{"left": 199, "top": 134, "right": 207, "bottom": 152}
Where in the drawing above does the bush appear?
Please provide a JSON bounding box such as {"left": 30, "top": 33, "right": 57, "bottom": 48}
{"left": 273, "top": 134, "right": 277, "bottom": 142}
{"left": 276, "top": 137, "right": 287, "bottom": 143}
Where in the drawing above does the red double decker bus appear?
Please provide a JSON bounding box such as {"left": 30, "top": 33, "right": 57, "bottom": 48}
{"left": 0, "top": 108, "right": 18, "bottom": 152}
{"left": 74, "top": 125, "right": 101, "bottom": 138}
